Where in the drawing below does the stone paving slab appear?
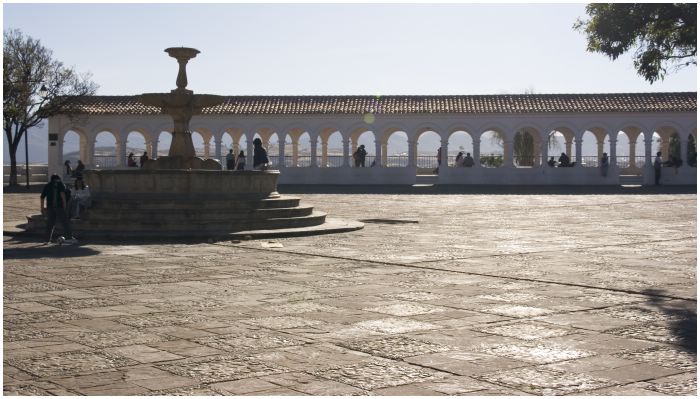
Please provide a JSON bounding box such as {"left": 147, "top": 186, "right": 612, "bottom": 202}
{"left": 3, "top": 191, "right": 696, "bottom": 395}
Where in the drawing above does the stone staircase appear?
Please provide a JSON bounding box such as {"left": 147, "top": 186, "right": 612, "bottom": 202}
{"left": 71, "top": 195, "right": 326, "bottom": 239}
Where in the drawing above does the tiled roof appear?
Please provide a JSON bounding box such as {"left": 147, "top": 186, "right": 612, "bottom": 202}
{"left": 69, "top": 93, "right": 697, "bottom": 116}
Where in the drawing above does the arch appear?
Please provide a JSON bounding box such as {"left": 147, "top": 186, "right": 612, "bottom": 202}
{"left": 353, "top": 131, "right": 375, "bottom": 167}
{"left": 191, "top": 131, "right": 207, "bottom": 157}
{"left": 447, "top": 131, "right": 474, "bottom": 167}
{"left": 93, "top": 131, "right": 118, "bottom": 168}
{"left": 62, "top": 130, "right": 82, "bottom": 173}
{"left": 416, "top": 130, "right": 441, "bottom": 169}
{"left": 580, "top": 130, "right": 599, "bottom": 167}
{"left": 479, "top": 129, "right": 504, "bottom": 168}
{"left": 294, "top": 132, "right": 312, "bottom": 167}
{"left": 156, "top": 131, "right": 173, "bottom": 157}
{"left": 548, "top": 127, "right": 578, "bottom": 164}
{"left": 616, "top": 131, "right": 631, "bottom": 168}
{"left": 385, "top": 131, "right": 408, "bottom": 168}
{"left": 324, "top": 130, "right": 344, "bottom": 167}
{"left": 513, "top": 128, "right": 537, "bottom": 167}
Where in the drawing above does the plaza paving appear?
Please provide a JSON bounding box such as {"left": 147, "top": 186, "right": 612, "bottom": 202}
{"left": 3, "top": 188, "right": 697, "bottom": 395}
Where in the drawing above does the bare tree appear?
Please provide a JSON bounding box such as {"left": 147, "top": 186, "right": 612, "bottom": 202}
{"left": 4, "top": 29, "right": 98, "bottom": 186}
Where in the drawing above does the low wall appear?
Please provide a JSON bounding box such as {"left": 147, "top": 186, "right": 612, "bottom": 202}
{"left": 438, "top": 166, "right": 619, "bottom": 185}
{"left": 277, "top": 166, "right": 417, "bottom": 185}
{"left": 3, "top": 164, "right": 49, "bottom": 184}
{"left": 84, "top": 169, "right": 280, "bottom": 199}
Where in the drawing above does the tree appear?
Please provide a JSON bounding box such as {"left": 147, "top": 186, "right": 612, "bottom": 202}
{"left": 574, "top": 3, "right": 697, "bottom": 83}
{"left": 4, "top": 29, "right": 98, "bottom": 186}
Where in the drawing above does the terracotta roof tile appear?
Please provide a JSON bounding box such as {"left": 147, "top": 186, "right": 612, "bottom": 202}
{"left": 68, "top": 93, "right": 696, "bottom": 116}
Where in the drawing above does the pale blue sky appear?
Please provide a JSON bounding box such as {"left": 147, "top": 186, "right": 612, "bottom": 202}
{"left": 3, "top": 3, "right": 697, "bottom": 162}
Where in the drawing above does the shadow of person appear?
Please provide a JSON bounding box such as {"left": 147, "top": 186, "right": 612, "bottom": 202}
{"left": 3, "top": 241, "right": 100, "bottom": 259}
{"left": 642, "top": 288, "right": 696, "bottom": 354}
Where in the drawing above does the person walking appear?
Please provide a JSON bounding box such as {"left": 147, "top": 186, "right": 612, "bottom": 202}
{"left": 600, "top": 152, "right": 609, "bottom": 177}
{"left": 40, "top": 174, "right": 77, "bottom": 244}
{"left": 74, "top": 160, "right": 86, "bottom": 188}
{"left": 654, "top": 151, "right": 662, "bottom": 185}
{"left": 226, "top": 149, "right": 235, "bottom": 170}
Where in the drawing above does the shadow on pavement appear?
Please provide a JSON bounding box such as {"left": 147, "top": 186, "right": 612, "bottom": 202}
{"left": 643, "top": 288, "right": 697, "bottom": 354}
{"left": 3, "top": 237, "right": 100, "bottom": 259}
{"left": 279, "top": 184, "right": 698, "bottom": 195}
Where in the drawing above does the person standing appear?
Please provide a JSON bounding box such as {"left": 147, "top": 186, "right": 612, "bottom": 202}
{"left": 226, "top": 149, "right": 235, "bottom": 170}
{"left": 455, "top": 151, "right": 464, "bottom": 167}
{"left": 235, "top": 150, "right": 246, "bottom": 170}
{"left": 40, "top": 174, "right": 77, "bottom": 244}
{"left": 654, "top": 151, "right": 662, "bottom": 185}
{"left": 63, "top": 160, "right": 72, "bottom": 177}
{"left": 74, "top": 160, "right": 86, "bottom": 187}
{"left": 127, "top": 152, "right": 137, "bottom": 167}
{"left": 600, "top": 152, "right": 609, "bottom": 177}
{"left": 253, "top": 138, "right": 270, "bottom": 170}
{"left": 139, "top": 151, "right": 149, "bottom": 168}
{"left": 463, "top": 152, "right": 475, "bottom": 167}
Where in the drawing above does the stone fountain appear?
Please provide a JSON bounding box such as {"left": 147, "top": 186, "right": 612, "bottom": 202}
{"left": 25, "top": 47, "right": 362, "bottom": 240}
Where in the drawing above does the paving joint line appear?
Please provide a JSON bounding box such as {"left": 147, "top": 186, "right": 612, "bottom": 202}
{"left": 214, "top": 242, "right": 695, "bottom": 302}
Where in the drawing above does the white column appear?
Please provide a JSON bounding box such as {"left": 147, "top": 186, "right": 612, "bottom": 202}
{"left": 439, "top": 138, "right": 447, "bottom": 169}
{"left": 628, "top": 138, "right": 637, "bottom": 169}
{"left": 408, "top": 140, "right": 417, "bottom": 167}
{"left": 321, "top": 142, "right": 328, "bottom": 167}
{"left": 146, "top": 141, "right": 156, "bottom": 159}
{"left": 504, "top": 139, "right": 514, "bottom": 168}
{"left": 292, "top": 138, "right": 299, "bottom": 167}
{"left": 278, "top": 135, "right": 286, "bottom": 169}
{"left": 310, "top": 136, "right": 318, "bottom": 168}
{"left": 246, "top": 136, "right": 254, "bottom": 170}
{"left": 375, "top": 139, "right": 382, "bottom": 167}
{"left": 565, "top": 139, "right": 573, "bottom": 158}
{"left": 680, "top": 133, "right": 688, "bottom": 168}
{"left": 203, "top": 138, "right": 211, "bottom": 157}
{"left": 541, "top": 139, "right": 549, "bottom": 168}
{"left": 661, "top": 136, "right": 670, "bottom": 159}
{"left": 214, "top": 137, "right": 222, "bottom": 161}
{"left": 86, "top": 138, "right": 96, "bottom": 167}
{"left": 644, "top": 135, "right": 653, "bottom": 184}
{"left": 116, "top": 139, "right": 127, "bottom": 167}
{"left": 342, "top": 136, "right": 350, "bottom": 167}
{"left": 609, "top": 138, "right": 618, "bottom": 170}
{"left": 473, "top": 138, "right": 481, "bottom": 168}
{"left": 574, "top": 137, "right": 582, "bottom": 168}
{"left": 381, "top": 143, "right": 387, "bottom": 166}
{"left": 47, "top": 119, "right": 61, "bottom": 179}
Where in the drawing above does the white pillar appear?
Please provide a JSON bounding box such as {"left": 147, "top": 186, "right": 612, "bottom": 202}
{"left": 246, "top": 136, "right": 254, "bottom": 170}
{"left": 644, "top": 135, "right": 653, "bottom": 167}
{"left": 628, "top": 138, "right": 637, "bottom": 169}
{"left": 408, "top": 140, "right": 417, "bottom": 167}
{"left": 680, "top": 133, "right": 688, "bottom": 168}
{"left": 310, "top": 136, "right": 318, "bottom": 168}
{"left": 47, "top": 119, "right": 61, "bottom": 179}
{"left": 146, "top": 141, "right": 156, "bottom": 159}
{"left": 381, "top": 143, "right": 387, "bottom": 166}
{"left": 375, "top": 139, "right": 382, "bottom": 167}
{"left": 116, "top": 139, "right": 127, "bottom": 167}
{"left": 541, "top": 139, "right": 549, "bottom": 168}
{"left": 86, "top": 138, "right": 96, "bottom": 167}
{"left": 609, "top": 138, "right": 617, "bottom": 170}
{"left": 504, "top": 139, "right": 514, "bottom": 168}
{"left": 214, "top": 137, "right": 222, "bottom": 161}
{"left": 321, "top": 142, "right": 328, "bottom": 167}
{"left": 574, "top": 137, "right": 582, "bottom": 168}
{"left": 278, "top": 135, "right": 286, "bottom": 169}
{"left": 439, "top": 138, "right": 447, "bottom": 169}
{"left": 473, "top": 138, "right": 481, "bottom": 168}
{"left": 292, "top": 138, "right": 299, "bottom": 167}
{"left": 342, "top": 136, "right": 350, "bottom": 167}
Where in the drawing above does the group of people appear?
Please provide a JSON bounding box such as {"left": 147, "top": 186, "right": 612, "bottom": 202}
{"left": 453, "top": 151, "right": 475, "bottom": 167}
{"left": 225, "top": 138, "right": 270, "bottom": 171}
{"left": 546, "top": 152, "right": 577, "bottom": 168}
{"left": 40, "top": 173, "right": 91, "bottom": 244}
{"left": 127, "top": 151, "right": 149, "bottom": 168}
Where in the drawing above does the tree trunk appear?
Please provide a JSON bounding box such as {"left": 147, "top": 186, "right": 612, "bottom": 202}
{"left": 8, "top": 151, "right": 18, "bottom": 186}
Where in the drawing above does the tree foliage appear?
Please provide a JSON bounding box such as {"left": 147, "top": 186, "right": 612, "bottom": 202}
{"left": 574, "top": 3, "right": 697, "bottom": 83}
{"left": 3, "top": 29, "right": 98, "bottom": 185}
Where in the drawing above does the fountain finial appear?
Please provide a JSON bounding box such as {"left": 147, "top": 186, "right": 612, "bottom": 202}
{"left": 165, "top": 47, "right": 200, "bottom": 94}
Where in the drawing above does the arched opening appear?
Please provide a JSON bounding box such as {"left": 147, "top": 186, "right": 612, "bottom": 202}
{"left": 688, "top": 132, "right": 697, "bottom": 167}
{"left": 220, "top": 132, "right": 234, "bottom": 165}
{"left": 448, "top": 131, "right": 473, "bottom": 167}
{"left": 268, "top": 133, "right": 280, "bottom": 168}
{"left": 669, "top": 131, "right": 681, "bottom": 162}
{"left": 616, "top": 131, "right": 631, "bottom": 168}
{"left": 479, "top": 130, "right": 504, "bottom": 168}
{"left": 325, "top": 131, "right": 343, "bottom": 167}
{"left": 93, "top": 131, "right": 117, "bottom": 169}
{"left": 513, "top": 129, "right": 536, "bottom": 167}
{"left": 386, "top": 131, "right": 408, "bottom": 167}
{"left": 579, "top": 130, "right": 598, "bottom": 167}
{"left": 157, "top": 132, "right": 172, "bottom": 158}
{"left": 416, "top": 130, "right": 440, "bottom": 170}
{"left": 191, "top": 131, "right": 206, "bottom": 157}
{"left": 62, "top": 131, "right": 82, "bottom": 174}
{"left": 296, "top": 132, "right": 311, "bottom": 167}
{"left": 126, "top": 131, "right": 147, "bottom": 166}
{"left": 354, "top": 131, "right": 375, "bottom": 167}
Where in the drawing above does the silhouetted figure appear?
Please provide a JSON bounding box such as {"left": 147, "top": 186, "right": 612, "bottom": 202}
{"left": 354, "top": 145, "right": 367, "bottom": 167}
{"left": 64, "top": 160, "right": 72, "bottom": 177}
{"left": 127, "top": 152, "right": 137, "bottom": 167}
{"left": 41, "top": 174, "right": 76, "bottom": 244}
{"left": 74, "top": 160, "right": 86, "bottom": 187}
{"left": 558, "top": 152, "right": 571, "bottom": 167}
{"left": 547, "top": 156, "right": 556, "bottom": 167}
{"left": 253, "top": 138, "right": 270, "bottom": 170}
{"left": 140, "top": 152, "right": 149, "bottom": 168}
{"left": 601, "top": 152, "right": 609, "bottom": 177}
{"left": 463, "top": 152, "right": 475, "bottom": 167}
{"left": 226, "top": 149, "right": 235, "bottom": 170}
{"left": 654, "top": 151, "right": 662, "bottom": 185}
{"left": 455, "top": 151, "right": 464, "bottom": 166}
{"left": 235, "top": 150, "right": 246, "bottom": 170}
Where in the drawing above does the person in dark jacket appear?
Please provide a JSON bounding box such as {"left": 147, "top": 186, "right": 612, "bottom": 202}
{"left": 253, "top": 138, "right": 269, "bottom": 170}
{"left": 40, "top": 174, "right": 77, "bottom": 244}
